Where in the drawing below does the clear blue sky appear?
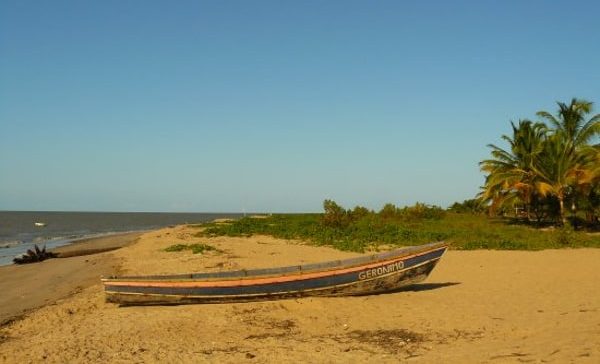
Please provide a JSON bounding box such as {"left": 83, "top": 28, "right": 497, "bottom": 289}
{"left": 1, "top": 1, "right": 599, "bottom": 212}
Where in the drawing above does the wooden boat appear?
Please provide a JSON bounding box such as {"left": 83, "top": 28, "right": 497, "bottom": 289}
{"left": 102, "top": 241, "right": 448, "bottom": 305}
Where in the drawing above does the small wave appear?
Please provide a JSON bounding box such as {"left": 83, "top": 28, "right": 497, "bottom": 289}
{"left": 0, "top": 240, "right": 22, "bottom": 249}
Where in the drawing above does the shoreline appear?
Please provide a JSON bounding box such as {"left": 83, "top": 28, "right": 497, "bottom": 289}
{"left": 50, "top": 231, "right": 148, "bottom": 258}
{"left": 0, "top": 231, "right": 144, "bottom": 325}
{"left": 0, "top": 230, "right": 151, "bottom": 267}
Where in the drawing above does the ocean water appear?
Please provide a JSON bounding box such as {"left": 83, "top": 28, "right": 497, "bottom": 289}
{"left": 0, "top": 211, "right": 243, "bottom": 266}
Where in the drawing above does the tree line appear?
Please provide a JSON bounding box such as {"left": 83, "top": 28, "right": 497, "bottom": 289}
{"left": 321, "top": 199, "right": 445, "bottom": 228}
{"left": 479, "top": 98, "right": 600, "bottom": 226}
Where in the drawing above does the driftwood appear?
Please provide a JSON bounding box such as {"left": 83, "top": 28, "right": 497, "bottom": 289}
{"left": 13, "top": 245, "right": 58, "bottom": 265}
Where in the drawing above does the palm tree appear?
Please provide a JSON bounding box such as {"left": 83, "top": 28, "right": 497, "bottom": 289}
{"left": 537, "top": 98, "right": 600, "bottom": 154}
{"left": 479, "top": 120, "right": 547, "bottom": 219}
{"left": 529, "top": 134, "right": 582, "bottom": 224}
{"left": 575, "top": 145, "right": 600, "bottom": 223}
{"left": 535, "top": 99, "right": 600, "bottom": 223}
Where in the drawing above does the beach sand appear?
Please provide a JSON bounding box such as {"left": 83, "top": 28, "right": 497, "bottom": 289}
{"left": 0, "top": 232, "right": 142, "bottom": 325}
{"left": 1, "top": 225, "right": 599, "bottom": 363}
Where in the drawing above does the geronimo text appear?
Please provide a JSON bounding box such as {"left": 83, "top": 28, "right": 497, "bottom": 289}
{"left": 358, "top": 261, "right": 405, "bottom": 280}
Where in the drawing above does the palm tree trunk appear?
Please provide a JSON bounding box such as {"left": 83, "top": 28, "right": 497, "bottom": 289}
{"left": 558, "top": 196, "right": 566, "bottom": 225}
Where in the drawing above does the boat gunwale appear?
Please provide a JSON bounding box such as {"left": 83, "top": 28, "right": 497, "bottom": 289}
{"left": 103, "top": 241, "right": 448, "bottom": 283}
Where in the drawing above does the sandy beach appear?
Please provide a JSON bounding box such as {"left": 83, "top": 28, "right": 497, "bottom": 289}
{"left": 1, "top": 225, "right": 599, "bottom": 363}
{"left": 0, "top": 232, "right": 142, "bottom": 325}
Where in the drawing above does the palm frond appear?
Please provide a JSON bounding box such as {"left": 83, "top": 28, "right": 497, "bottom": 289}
{"left": 536, "top": 111, "right": 561, "bottom": 130}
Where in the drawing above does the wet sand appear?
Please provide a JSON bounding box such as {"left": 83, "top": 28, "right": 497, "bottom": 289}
{"left": 0, "top": 232, "right": 142, "bottom": 325}
{"left": 1, "top": 225, "right": 599, "bottom": 363}
{"left": 50, "top": 232, "right": 144, "bottom": 258}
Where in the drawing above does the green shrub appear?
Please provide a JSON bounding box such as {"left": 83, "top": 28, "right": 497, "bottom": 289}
{"left": 193, "top": 200, "right": 600, "bottom": 252}
{"left": 400, "top": 202, "right": 446, "bottom": 220}
{"left": 164, "top": 244, "right": 188, "bottom": 252}
{"left": 164, "top": 243, "right": 220, "bottom": 254}
{"left": 189, "top": 243, "right": 218, "bottom": 254}
{"left": 448, "top": 199, "right": 485, "bottom": 214}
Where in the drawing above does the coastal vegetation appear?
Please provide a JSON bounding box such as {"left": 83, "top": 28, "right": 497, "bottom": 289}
{"left": 479, "top": 98, "right": 600, "bottom": 227}
{"left": 196, "top": 201, "right": 600, "bottom": 252}
{"left": 164, "top": 243, "right": 221, "bottom": 254}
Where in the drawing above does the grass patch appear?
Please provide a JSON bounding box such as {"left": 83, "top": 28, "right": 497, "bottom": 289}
{"left": 164, "top": 243, "right": 221, "bottom": 254}
{"left": 164, "top": 244, "right": 188, "bottom": 252}
{"left": 196, "top": 213, "right": 600, "bottom": 252}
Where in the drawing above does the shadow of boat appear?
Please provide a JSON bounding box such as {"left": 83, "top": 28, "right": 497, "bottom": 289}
{"left": 396, "top": 281, "right": 460, "bottom": 292}
{"left": 354, "top": 281, "right": 460, "bottom": 297}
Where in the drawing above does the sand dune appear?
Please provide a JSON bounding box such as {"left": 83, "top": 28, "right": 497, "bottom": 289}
{"left": 1, "top": 225, "right": 599, "bottom": 363}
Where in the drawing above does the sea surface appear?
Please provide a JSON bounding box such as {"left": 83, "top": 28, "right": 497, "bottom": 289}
{"left": 0, "top": 211, "right": 243, "bottom": 266}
